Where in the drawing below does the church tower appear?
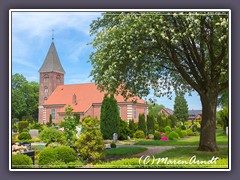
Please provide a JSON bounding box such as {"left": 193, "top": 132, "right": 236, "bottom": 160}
{"left": 38, "top": 41, "right": 65, "bottom": 124}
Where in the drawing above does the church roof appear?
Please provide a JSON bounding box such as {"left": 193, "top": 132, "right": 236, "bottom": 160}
{"left": 43, "top": 83, "right": 146, "bottom": 113}
{"left": 39, "top": 42, "right": 65, "bottom": 74}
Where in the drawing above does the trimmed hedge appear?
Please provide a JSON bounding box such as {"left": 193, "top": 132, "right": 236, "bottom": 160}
{"left": 134, "top": 130, "right": 145, "bottom": 139}
{"left": 18, "top": 132, "right": 32, "bottom": 141}
{"left": 168, "top": 131, "right": 180, "bottom": 140}
{"left": 154, "top": 132, "right": 162, "bottom": 140}
{"left": 12, "top": 154, "right": 33, "bottom": 168}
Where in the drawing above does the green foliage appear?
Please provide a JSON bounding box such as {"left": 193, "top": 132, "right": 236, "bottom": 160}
{"left": 12, "top": 124, "right": 18, "bottom": 132}
{"left": 154, "top": 132, "right": 162, "bottom": 140}
{"left": 39, "top": 127, "right": 65, "bottom": 145}
{"left": 186, "top": 129, "right": 194, "bottom": 136}
{"left": 158, "top": 126, "right": 165, "bottom": 133}
{"left": 146, "top": 114, "right": 154, "bottom": 134}
{"left": 148, "top": 103, "right": 165, "bottom": 117}
{"left": 138, "top": 113, "right": 146, "bottom": 134}
{"left": 49, "top": 114, "right": 53, "bottom": 127}
{"left": 95, "top": 158, "right": 140, "bottom": 168}
{"left": 62, "top": 105, "right": 77, "bottom": 146}
{"left": 18, "top": 120, "right": 29, "bottom": 133}
{"left": 29, "top": 122, "right": 43, "bottom": 131}
{"left": 67, "top": 160, "right": 84, "bottom": 168}
{"left": 53, "top": 146, "right": 77, "bottom": 163}
{"left": 174, "top": 94, "right": 189, "bottom": 122}
{"left": 12, "top": 154, "right": 33, "bottom": 168}
{"left": 128, "top": 119, "right": 137, "bottom": 137}
{"left": 110, "top": 142, "right": 117, "bottom": 148}
{"left": 75, "top": 117, "right": 105, "bottom": 163}
{"left": 73, "top": 113, "right": 81, "bottom": 124}
{"left": 12, "top": 73, "right": 39, "bottom": 121}
{"left": 168, "top": 131, "right": 180, "bottom": 140}
{"left": 118, "top": 119, "right": 131, "bottom": 140}
{"left": 157, "top": 114, "right": 163, "bottom": 127}
{"left": 218, "top": 108, "right": 229, "bottom": 132}
{"left": 181, "top": 125, "right": 186, "bottom": 130}
{"left": 175, "top": 128, "right": 187, "bottom": 138}
{"left": 100, "top": 94, "right": 120, "bottom": 139}
{"left": 106, "top": 147, "right": 147, "bottom": 156}
{"left": 134, "top": 130, "right": 145, "bottom": 139}
{"left": 18, "top": 132, "right": 32, "bottom": 141}
{"left": 168, "top": 115, "right": 177, "bottom": 128}
{"left": 164, "top": 126, "right": 172, "bottom": 132}
{"left": 38, "top": 146, "right": 77, "bottom": 166}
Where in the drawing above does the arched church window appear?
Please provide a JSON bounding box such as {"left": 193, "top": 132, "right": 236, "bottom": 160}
{"left": 44, "top": 86, "right": 48, "bottom": 93}
{"left": 44, "top": 97, "right": 48, "bottom": 102}
{"left": 44, "top": 74, "right": 49, "bottom": 82}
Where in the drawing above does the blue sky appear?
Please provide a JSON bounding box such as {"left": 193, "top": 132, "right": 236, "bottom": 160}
{"left": 11, "top": 11, "right": 202, "bottom": 110}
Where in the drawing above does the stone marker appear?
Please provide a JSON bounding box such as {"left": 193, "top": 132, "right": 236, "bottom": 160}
{"left": 113, "top": 133, "right": 118, "bottom": 143}
{"left": 29, "top": 129, "right": 39, "bottom": 139}
{"left": 226, "top": 127, "right": 228, "bottom": 136}
{"left": 127, "top": 136, "right": 131, "bottom": 140}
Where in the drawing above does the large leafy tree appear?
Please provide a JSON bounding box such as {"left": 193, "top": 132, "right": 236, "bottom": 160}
{"left": 89, "top": 11, "right": 229, "bottom": 151}
{"left": 174, "top": 94, "right": 189, "bottom": 122}
{"left": 12, "top": 73, "right": 39, "bottom": 121}
{"left": 100, "top": 94, "right": 120, "bottom": 139}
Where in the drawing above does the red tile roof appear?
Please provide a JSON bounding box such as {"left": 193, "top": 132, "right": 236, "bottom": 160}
{"left": 43, "top": 83, "right": 146, "bottom": 113}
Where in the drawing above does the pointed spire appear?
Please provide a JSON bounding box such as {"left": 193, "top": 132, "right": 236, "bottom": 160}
{"left": 39, "top": 42, "right": 65, "bottom": 74}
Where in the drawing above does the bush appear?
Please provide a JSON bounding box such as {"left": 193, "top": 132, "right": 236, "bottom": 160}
{"left": 158, "top": 126, "right": 165, "bottom": 133}
{"left": 18, "top": 132, "right": 32, "bottom": 141}
{"left": 118, "top": 119, "right": 131, "bottom": 140}
{"left": 18, "top": 121, "right": 29, "bottom": 133}
{"left": 134, "top": 130, "right": 145, "bottom": 139}
{"left": 54, "top": 146, "right": 77, "bottom": 163}
{"left": 168, "top": 131, "right": 180, "bottom": 140}
{"left": 75, "top": 117, "right": 105, "bottom": 163}
{"left": 12, "top": 124, "right": 18, "bottom": 132}
{"left": 138, "top": 114, "right": 146, "bottom": 134}
{"left": 67, "top": 160, "right": 84, "bottom": 168}
{"left": 110, "top": 143, "right": 117, "bottom": 148}
{"left": 47, "top": 142, "right": 62, "bottom": 148}
{"left": 38, "top": 147, "right": 58, "bottom": 166}
{"left": 186, "top": 129, "right": 194, "bottom": 136}
{"left": 12, "top": 154, "right": 33, "bottom": 168}
{"left": 181, "top": 130, "right": 187, "bottom": 137}
{"left": 129, "top": 119, "right": 137, "bottom": 137}
{"left": 39, "top": 127, "right": 65, "bottom": 145}
{"left": 29, "top": 122, "right": 43, "bottom": 132}
{"left": 181, "top": 125, "right": 186, "bottom": 130}
{"left": 164, "top": 126, "right": 171, "bottom": 132}
{"left": 153, "top": 132, "right": 162, "bottom": 140}
{"left": 147, "top": 114, "right": 154, "bottom": 134}
{"left": 168, "top": 115, "right": 177, "bottom": 128}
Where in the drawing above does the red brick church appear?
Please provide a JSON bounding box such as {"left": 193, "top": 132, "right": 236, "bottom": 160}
{"left": 38, "top": 42, "right": 148, "bottom": 124}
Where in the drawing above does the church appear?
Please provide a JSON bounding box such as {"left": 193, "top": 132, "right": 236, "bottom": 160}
{"left": 38, "top": 41, "right": 148, "bottom": 124}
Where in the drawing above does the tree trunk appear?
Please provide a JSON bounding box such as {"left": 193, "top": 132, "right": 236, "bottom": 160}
{"left": 198, "top": 89, "right": 219, "bottom": 152}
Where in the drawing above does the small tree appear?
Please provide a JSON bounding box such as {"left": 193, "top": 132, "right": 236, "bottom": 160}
{"left": 169, "top": 115, "right": 177, "bottom": 128}
{"left": 147, "top": 114, "right": 154, "bottom": 134}
{"left": 138, "top": 113, "right": 146, "bottom": 134}
{"left": 73, "top": 113, "right": 80, "bottom": 124}
{"left": 63, "top": 105, "right": 77, "bottom": 146}
{"left": 100, "top": 94, "right": 120, "bottom": 139}
{"left": 157, "top": 114, "right": 163, "bottom": 127}
{"left": 174, "top": 94, "right": 189, "bottom": 122}
{"left": 75, "top": 117, "right": 105, "bottom": 163}
{"left": 118, "top": 119, "right": 131, "bottom": 140}
{"left": 47, "top": 114, "right": 53, "bottom": 127}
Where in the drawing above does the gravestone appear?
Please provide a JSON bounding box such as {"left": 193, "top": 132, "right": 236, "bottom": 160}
{"left": 113, "top": 133, "right": 118, "bottom": 143}
{"left": 29, "top": 129, "right": 39, "bottom": 139}
{"left": 226, "top": 127, "right": 228, "bottom": 136}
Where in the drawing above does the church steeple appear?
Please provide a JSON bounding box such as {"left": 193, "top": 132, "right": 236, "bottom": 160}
{"left": 38, "top": 42, "right": 65, "bottom": 74}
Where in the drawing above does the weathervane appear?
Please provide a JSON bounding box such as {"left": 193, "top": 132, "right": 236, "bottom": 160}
{"left": 52, "top": 29, "right": 54, "bottom": 41}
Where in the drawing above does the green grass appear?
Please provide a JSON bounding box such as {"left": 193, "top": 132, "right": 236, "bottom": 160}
{"left": 96, "top": 147, "right": 228, "bottom": 169}
{"left": 106, "top": 147, "right": 147, "bottom": 157}
{"left": 31, "top": 145, "right": 45, "bottom": 150}
{"left": 135, "top": 129, "right": 228, "bottom": 146}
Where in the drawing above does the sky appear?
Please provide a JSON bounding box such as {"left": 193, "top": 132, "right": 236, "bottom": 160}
{"left": 11, "top": 11, "right": 202, "bottom": 110}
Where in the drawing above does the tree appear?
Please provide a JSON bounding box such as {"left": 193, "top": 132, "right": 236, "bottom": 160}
{"left": 173, "top": 94, "right": 189, "bottom": 122}
{"left": 63, "top": 105, "right": 77, "bottom": 146}
{"left": 168, "top": 115, "right": 177, "bottom": 128}
{"left": 89, "top": 12, "right": 228, "bottom": 151}
{"left": 75, "top": 117, "right": 105, "bottom": 163}
{"left": 73, "top": 113, "right": 80, "bottom": 124}
{"left": 100, "top": 94, "right": 120, "bottom": 139}
{"left": 118, "top": 119, "right": 131, "bottom": 140}
{"left": 148, "top": 103, "right": 165, "bottom": 117}
{"left": 146, "top": 114, "right": 155, "bottom": 134}
{"left": 138, "top": 113, "right": 146, "bottom": 134}
{"left": 12, "top": 73, "right": 39, "bottom": 121}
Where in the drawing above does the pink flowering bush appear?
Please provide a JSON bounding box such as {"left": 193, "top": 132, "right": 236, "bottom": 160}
{"left": 161, "top": 136, "right": 169, "bottom": 141}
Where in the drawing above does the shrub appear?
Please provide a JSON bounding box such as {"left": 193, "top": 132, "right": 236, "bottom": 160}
{"left": 75, "top": 117, "right": 105, "bottom": 163}
{"left": 134, "top": 130, "right": 145, "bottom": 139}
{"left": 29, "top": 122, "right": 43, "bottom": 132}
{"left": 110, "top": 143, "right": 117, "bottom": 148}
{"left": 47, "top": 142, "right": 62, "bottom": 148}
{"left": 168, "top": 115, "right": 177, "bottom": 128}
{"left": 18, "top": 132, "right": 31, "bottom": 141}
{"left": 175, "top": 128, "right": 184, "bottom": 138}
{"left": 18, "top": 121, "right": 29, "bottom": 133}
{"left": 192, "top": 124, "right": 198, "bottom": 132}
{"left": 32, "top": 138, "right": 41, "bottom": 142}
{"left": 147, "top": 114, "right": 154, "bottom": 134}
{"left": 153, "top": 132, "right": 162, "bottom": 140}
{"left": 100, "top": 94, "right": 120, "bottom": 139}
{"left": 138, "top": 114, "right": 146, "bottom": 134}
{"left": 181, "top": 130, "right": 187, "bottom": 137}
{"left": 39, "top": 127, "right": 65, "bottom": 145}
{"left": 38, "top": 147, "right": 58, "bottom": 166}
{"left": 118, "top": 119, "right": 131, "bottom": 140}
{"left": 158, "top": 126, "right": 165, "bottom": 133}
{"left": 186, "top": 129, "right": 194, "bottom": 136}
{"left": 181, "top": 125, "right": 186, "bottom": 130}
{"left": 193, "top": 132, "right": 200, "bottom": 136}
{"left": 54, "top": 146, "right": 77, "bottom": 163}
{"left": 12, "top": 154, "right": 33, "bottom": 168}
{"left": 168, "top": 131, "right": 180, "bottom": 140}
{"left": 12, "top": 124, "right": 18, "bottom": 132}
{"left": 67, "top": 160, "right": 84, "bottom": 168}
{"left": 129, "top": 119, "right": 137, "bottom": 137}
{"left": 164, "top": 126, "right": 171, "bottom": 132}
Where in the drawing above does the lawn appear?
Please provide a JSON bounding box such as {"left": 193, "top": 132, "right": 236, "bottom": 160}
{"left": 95, "top": 147, "right": 228, "bottom": 169}
{"left": 135, "top": 129, "right": 228, "bottom": 146}
{"left": 106, "top": 147, "right": 147, "bottom": 157}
